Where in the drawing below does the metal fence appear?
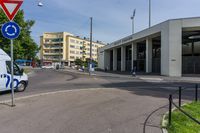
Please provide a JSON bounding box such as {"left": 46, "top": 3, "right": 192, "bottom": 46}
{"left": 168, "top": 84, "right": 200, "bottom": 126}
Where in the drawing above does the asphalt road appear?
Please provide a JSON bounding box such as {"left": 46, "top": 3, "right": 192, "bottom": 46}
{"left": 0, "top": 69, "right": 197, "bottom": 133}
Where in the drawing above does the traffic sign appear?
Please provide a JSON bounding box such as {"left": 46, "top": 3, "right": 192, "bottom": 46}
{"left": 0, "top": 0, "right": 23, "bottom": 20}
{"left": 1, "top": 21, "right": 20, "bottom": 39}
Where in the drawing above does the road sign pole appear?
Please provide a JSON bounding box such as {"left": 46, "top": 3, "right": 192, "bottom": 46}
{"left": 0, "top": 0, "right": 23, "bottom": 107}
{"left": 11, "top": 39, "right": 15, "bottom": 107}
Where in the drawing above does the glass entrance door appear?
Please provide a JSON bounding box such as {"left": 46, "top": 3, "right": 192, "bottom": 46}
{"left": 182, "top": 41, "right": 200, "bottom": 74}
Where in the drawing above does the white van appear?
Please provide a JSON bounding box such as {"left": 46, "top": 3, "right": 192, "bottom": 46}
{"left": 0, "top": 49, "right": 28, "bottom": 92}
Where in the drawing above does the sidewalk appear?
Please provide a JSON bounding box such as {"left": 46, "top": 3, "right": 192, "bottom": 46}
{"left": 60, "top": 68, "right": 200, "bottom": 83}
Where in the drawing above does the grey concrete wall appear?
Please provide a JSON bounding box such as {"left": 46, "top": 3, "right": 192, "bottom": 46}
{"left": 146, "top": 38, "right": 152, "bottom": 73}
{"left": 98, "top": 50, "right": 105, "bottom": 70}
{"left": 131, "top": 43, "right": 137, "bottom": 69}
{"left": 121, "top": 46, "right": 126, "bottom": 71}
{"left": 161, "top": 20, "right": 182, "bottom": 76}
{"left": 104, "top": 50, "right": 110, "bottom": 70}
{"left": 113, "top": 48, "right": 117, "bottom": 71}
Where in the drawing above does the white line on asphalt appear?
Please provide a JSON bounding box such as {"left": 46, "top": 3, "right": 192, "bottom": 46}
{"left": 0, "top": 88, "right": 115, "bottom": 104}
{"left": 139, "top": 77, "right": 163, "bottom": 81}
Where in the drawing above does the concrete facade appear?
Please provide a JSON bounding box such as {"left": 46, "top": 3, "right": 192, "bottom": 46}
{"left": 98, "top": 17, "right": 200, "bottom": 77}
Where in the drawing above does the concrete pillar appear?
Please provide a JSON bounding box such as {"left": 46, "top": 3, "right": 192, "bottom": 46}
{"left": 146, "top": 38, "right": 152, "bottom": 73}
{"left": 131, "top": 43, "right": 137, "bottom": 69}
{"left": 121, "top": 46, "right": 126, "bottom": 71}
{"left": 104, "top": 50, "right": 110, "bottom": 70}
{"left": 113, "top": 48, "right": 117, "bottom": 71}
{"left": 161, "top": 20, "right": 182, "bottom": 77}
{"left": 68, "top": 61, "right": 71, "bottom": 67}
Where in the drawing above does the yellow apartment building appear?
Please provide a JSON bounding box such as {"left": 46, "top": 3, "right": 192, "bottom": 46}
{"left": 40, "top": 32, "right": 105, "bottom": 66}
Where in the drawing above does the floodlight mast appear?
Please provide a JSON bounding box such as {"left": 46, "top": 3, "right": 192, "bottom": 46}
{"left": 38, "top": 0, "right": 43, "bottom": 7}
{"left": 131, "top": 9, "right": 136, "bottom": 34}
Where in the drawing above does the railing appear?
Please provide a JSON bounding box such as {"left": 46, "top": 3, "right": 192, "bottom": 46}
{"left": 168, "top": 84, "right": 200, "bottom": 126}
{"left": 43, "top": 46, "right": 63, "bottom": 49}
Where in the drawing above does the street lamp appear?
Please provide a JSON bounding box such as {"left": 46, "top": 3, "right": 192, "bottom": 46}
{"left": 131, "top": 9, "right": 136, "bottom": 34}
{"left": 38, "top": 0, "right": 43, "bottom": 7}
{"left": 149, "top": 0, "right": 151, "bottom": 28}
{"left": 89, "top": 17, "right": 93, "bottom": 76}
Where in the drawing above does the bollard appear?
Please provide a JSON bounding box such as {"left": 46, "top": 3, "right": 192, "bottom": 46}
{"left": 179, "top": 87, "right": 182, "bottom": 107}
{"left": 169, "top": 94, "right": 172, "bottom": 126}
{"left": 195, "top": 84, "right": 198, "bottom": 102}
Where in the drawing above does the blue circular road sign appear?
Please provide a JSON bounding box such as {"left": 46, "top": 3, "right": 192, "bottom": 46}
{"left": 1, "top": 21, "right": 20, "bottom": 39}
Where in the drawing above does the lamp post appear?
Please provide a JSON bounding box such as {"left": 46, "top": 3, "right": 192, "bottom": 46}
{"left": 38, "top": 0, "right": 43, "bottom": 7}
{"left": 89, "top": 17, "right": 93, "bottom": 76}
{"left": 131, "top": 9, "right": 136, "bottom": 34}
{"left": 149, "top": 0, "right": 151, "bottom": 28}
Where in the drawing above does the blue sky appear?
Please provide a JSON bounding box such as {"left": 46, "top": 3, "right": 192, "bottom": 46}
{"left": 21, "top": 0, "right": 200, "bottom": 44}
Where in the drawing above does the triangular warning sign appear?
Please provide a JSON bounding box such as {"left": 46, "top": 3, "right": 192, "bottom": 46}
{"left": 0, "top": 0, "right": 23, "bottom": 20}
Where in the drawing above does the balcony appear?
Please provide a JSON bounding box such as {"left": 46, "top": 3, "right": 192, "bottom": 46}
{"left": 44, "top": 41, "right": 63, "bottom": 45}
{"left": 43, "top": 46, "right": 63, "bottom": 49}
{"left": 43, "top": 52, "right": 63, "bottom": 55}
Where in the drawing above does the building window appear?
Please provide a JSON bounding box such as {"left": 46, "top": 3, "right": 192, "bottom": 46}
{"left": 70, "top": 45, "right": 75, "bottom": 48}
{"left": 70, "top": 51, "right": 75, "bottom": 54}
{"left": 70, "top": 39, "right": 75, "bottom": 43}
{"left": 70, "top": 56, "right": 75, "bottom": 59}
{"left": 45, "top": 39, "right": 50, "bottom": 43}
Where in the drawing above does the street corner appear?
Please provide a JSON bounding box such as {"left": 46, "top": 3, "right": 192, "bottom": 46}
{"left": 0, "top": 88, "right": 167, "bottom": 133}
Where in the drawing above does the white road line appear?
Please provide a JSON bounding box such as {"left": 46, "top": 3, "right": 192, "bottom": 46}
{"left": 0, "top": 88, "right": 115, "bottom": 104}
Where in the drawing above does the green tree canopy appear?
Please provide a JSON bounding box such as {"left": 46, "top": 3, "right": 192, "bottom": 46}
{"left": 0, "top": 9, "right": 39, "bottom": 60}
{"left": 75, "top": 59, "right": 83, "bottom": 66}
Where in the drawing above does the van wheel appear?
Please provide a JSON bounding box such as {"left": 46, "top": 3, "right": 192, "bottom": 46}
{"left": 17, "top": 82, "right": 26, "bottom": 92}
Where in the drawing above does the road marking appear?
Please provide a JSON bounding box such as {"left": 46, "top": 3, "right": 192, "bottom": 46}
{"left": 0, "top": 88, "right": 115, "bottom": 104}
{"left": 139, "top": 77, "right": 163, "bottom": 81}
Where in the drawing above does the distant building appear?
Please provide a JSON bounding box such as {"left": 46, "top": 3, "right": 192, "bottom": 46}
{"left": 40, "top": 32, "right": 105, "bottom": 66}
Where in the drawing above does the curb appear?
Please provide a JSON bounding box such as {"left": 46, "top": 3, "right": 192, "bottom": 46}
{"left": 60, "top": 69, "right": 89, "bottom": 75}
{"left": 161, "top": 112, "right": 169, "bottom": 133}
{"left": 161, "top": 103, "right": 189, "bottom": 133}
{"left": 27, "top": 71, "right": 35, "bottom": 77}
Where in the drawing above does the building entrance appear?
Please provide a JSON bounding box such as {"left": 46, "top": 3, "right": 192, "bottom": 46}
{"left": 126, "top": 45, "right": 132, "bottom": 71}
{"left": 136, "top": 42, "right": 146, "bottom": 72}
{"left": 182, "top": 30, "right": 200, "bottom": 74}
{"left": 152, "top": 36, "right": 161, "bottom": 74}
{"left": 110, "top": 50, "right": 113, "bottom": 71}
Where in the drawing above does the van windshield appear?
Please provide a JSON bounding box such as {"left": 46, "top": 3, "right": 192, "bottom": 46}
{"left": 6, "top": 61, "right": 21, "bottom": 75}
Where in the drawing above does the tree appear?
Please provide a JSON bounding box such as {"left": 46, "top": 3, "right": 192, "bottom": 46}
{"left": 0, "top": 9, "right": 39, "bottom": 60}
{"left": 74, "top": 59, "right": 83, "bottom": 66}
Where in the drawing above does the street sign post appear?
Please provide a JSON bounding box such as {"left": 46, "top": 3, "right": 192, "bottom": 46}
{"left": 0, "top": 0, "right": 23, "bottom": 107}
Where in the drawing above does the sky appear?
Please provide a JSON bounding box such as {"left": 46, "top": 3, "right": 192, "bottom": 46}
{"left": 21, "top": 0, "right": 200, "bottom": 45}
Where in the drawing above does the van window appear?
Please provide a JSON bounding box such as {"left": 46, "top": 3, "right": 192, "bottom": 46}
{"left": 6, "top": 61, "right": 21, "bottom": 75}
